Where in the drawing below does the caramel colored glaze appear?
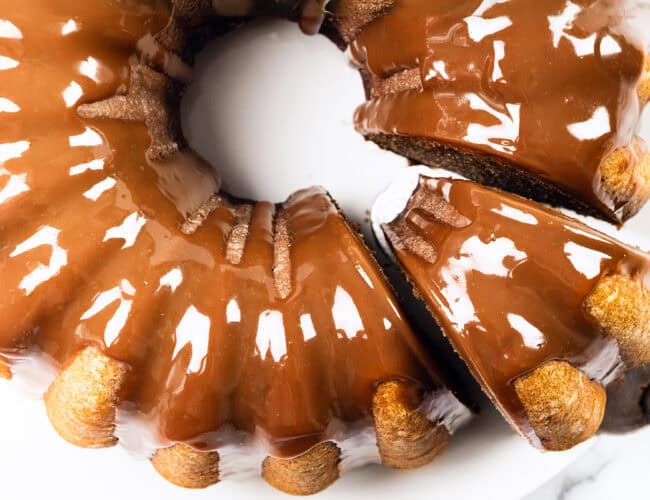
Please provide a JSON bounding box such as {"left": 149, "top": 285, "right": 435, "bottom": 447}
{"left": 384, "top": 177, "right": 650, "bottom": 443}
{"left": 0, "top": 0, "right": 453, "bottom": 459}
{"left": 353, "top": 0, "right": 648, "bottom": 216}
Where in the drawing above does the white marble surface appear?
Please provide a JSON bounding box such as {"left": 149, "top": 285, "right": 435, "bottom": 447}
{"left": 525, "top": 428, "right": 650, "bottom": 500}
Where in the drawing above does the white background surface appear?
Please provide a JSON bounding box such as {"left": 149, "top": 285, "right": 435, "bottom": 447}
{"left": 525, "top": 427, "right": 650, "bottom": 500}
{"left": 1, "top": 19, "right": 648, "bottom": 500}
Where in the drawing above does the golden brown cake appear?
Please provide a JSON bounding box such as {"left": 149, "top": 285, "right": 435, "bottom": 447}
{"left": 0, "top": 0, "right": 471, "bottom": 495}
{"left": 375, "top": 173, "right": 650, "bottom": 451}
{"left": 350, "top": 0, "right": 650, "bottom": 223}
{"left": 603, "top": 365, "right": 650, "bottom": 432}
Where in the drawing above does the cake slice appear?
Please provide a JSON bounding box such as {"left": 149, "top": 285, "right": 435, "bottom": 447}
{"left": 374, "top": 172, "right": 650, "bottom": 450}
{"left": 348, "top": 0, "right": 650, "bottom": 223}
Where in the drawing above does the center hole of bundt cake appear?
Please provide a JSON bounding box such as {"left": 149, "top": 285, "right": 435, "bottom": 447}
{"left": 181, "top": 19, "right": 405, "bottom": 224}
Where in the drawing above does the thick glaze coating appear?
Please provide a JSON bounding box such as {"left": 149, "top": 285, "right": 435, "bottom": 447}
{"left": 382, "top": 176, "right": 650, "bottom": 445}
{"left": 353, "top": 0, "right": 649, "bottom": 218}
{"left": 0, "top": 0, "right": 467, "bottom": 464}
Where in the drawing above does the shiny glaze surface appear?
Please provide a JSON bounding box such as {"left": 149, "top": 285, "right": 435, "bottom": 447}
{"left": 353, "top": 0, "right": 648, "bottom": 214}
{"left": 384, "top": 177, "right": 650, "bottom": 437}
{"left": 0, "top": 0, "right": 449, "bottom": 457}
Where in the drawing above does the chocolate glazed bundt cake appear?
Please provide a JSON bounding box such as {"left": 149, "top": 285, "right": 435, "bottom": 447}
{"left": 0, "top": 0, "right": 473, "bottom": 496}
{"left": 1, "top": 0, "right": 649, "bottom": 495}
{"left": 373, "top": 172, "right": 650, "bottom": 451}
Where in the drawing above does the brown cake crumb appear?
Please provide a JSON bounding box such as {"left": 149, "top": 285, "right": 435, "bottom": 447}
{"left": 584, "top": 274, "right": 650, "bottom": 367}
{"left": 152, "top": 444, "right": 220, "bottom": 489}
{"left": 225, "top": 204, "right": 254, "bottom": 265}
{"left": 44, "top": 347, "right": 128, "bottom": 448}
{"left": 514, "top": 361, "right": 605, "bottom": 451}
{"left": 262, "top": 442, "right": 340, "bottom": 496}
{"left": 273, "top": 208, "right": 293, "bottom": 299}
{"left": 373, "top": 381, "right": 450, "bottom": 469}
{"left": 78, "top": 64, "right": 184, "bottom": 161}
{"left": 180, "top": 195, "right": 224, "bottom": 235}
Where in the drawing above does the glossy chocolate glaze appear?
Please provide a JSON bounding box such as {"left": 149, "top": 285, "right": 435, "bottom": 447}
{"left": 383, "top": 176, "right": 650, "bottom": 442}
{"left": 353, "top": 0, "right": 648, "bottom": 216}
{"left": 0, "top": 0, "right": 462, "bottom": 458}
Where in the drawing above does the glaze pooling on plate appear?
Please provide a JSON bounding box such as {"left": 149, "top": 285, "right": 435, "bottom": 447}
{"left": 353, "top": 0, "right": 649, "bottom": 219}
{"left": 0, "top": 0, "right": 470, "bottom": 484}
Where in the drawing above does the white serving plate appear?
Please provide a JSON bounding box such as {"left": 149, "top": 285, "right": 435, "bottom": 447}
{"left": 1, "top": 19, "right": 648, "bottom": 500}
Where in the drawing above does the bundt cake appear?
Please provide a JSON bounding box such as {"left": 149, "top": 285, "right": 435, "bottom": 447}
{"left": 373, "top": 171, "right": 650, "bottom": 451}
{"left": 352, "top": 0, "right": 650, "bottom": 223}
{"left": 2, "top": 0, "right": 649, "bottom": 495}
{"left": 0, "top": 0, "right": 472, "bottom": 495}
